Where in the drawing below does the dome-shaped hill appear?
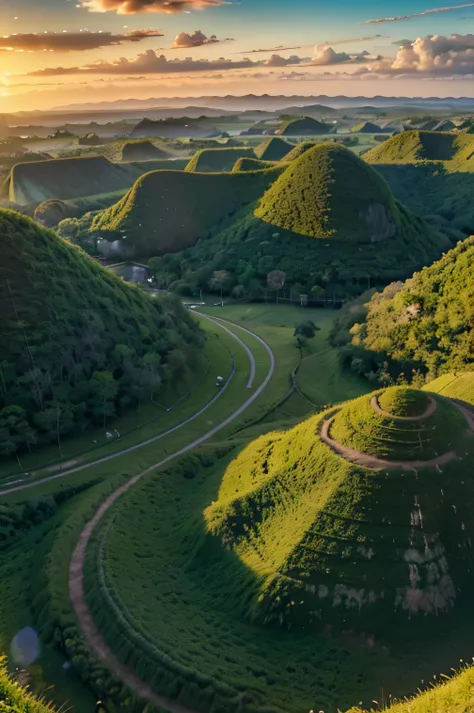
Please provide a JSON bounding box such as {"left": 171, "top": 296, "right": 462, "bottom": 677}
{"left": 280, "top": 116, "right": 328, "bottom": 135}
{"left": 232, "top": 157, "right": 275, "bottom": 172}
{"left": 255, "top": 142, "right": 401, "bottom": 242}
{"left": 282, "top": 140, "right": 317, "bottom": 161}
{"left": 364, "top": 130, "right": 457, "bottom": 164}
{"left": 0, "top": 209, "right": 202, "bottom": 457}
{"left": 254, "top": 137, "right": 293, "bottom": 161}
{"left": 204, "top": 385, "right": 474, "bottom": 630}
{"left": 121, "top": 140, "right": 170, "bottom": 162}
{"left": 9, "top": 155, "right": 140, "bottom": 205}
{"left": 185, "top": 147, "right": 255, "bottom": 172}
{"left": 34, "top": 198, "right": 76, "bottom": 227}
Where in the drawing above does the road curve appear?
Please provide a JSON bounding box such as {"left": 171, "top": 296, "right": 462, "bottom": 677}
{"left": 0, "top": 313, "right": 262, "bottom": 497}
{"left": 68, "top": 318, "right": 274, "bottom": 712}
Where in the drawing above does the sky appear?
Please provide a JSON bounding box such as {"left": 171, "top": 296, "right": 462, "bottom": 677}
{"left": 1, "top": 0, "right": 474, "bottom": 111}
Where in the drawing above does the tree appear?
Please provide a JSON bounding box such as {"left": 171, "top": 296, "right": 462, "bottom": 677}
{"left": 88, "top": 371, "right": 118, "bottom": 428}
{"left": 208, "top": 270, "right": 232, "bottom": 305}
{"left": 267, "top": 270, "right": 286, "bottom": 303}
{"left": 294, "top": 320, "right": 320, "bottom": 340}
{"left": 0, "top": 405, "right": 36, "bottom": 460}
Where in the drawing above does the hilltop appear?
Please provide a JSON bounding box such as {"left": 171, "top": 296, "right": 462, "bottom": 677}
{"left": 344, "top": 237, "right": 474, "bottom": 381}
{"left": 130, "top": 117, "right": 220, "bottom": 139}
{"left": 8, "top": 155, "right": 142, "bottom": 205}
{"left": 121, "top": 140, "right": 170, "bottom": 162}
{"left": 0, "top": 209, "right": 202, "bottom": 457}
{"left": 351, "top": 121, "right": 391, "bottom": 134}
{"left": 205, "top": 384, "right": 474, "bottom": 629}
{"left": 142, "top": 143, "right": 448, "bottom": 297}
{"left": 254, "top": 137, "right": 293, "bottom": 161}
{"left": 280, "top": 116, "right": 328, "bottom": 135}
{"left": 185, "top": 147, "right": 255, "bottom": 172}
{"left": 365, "top": 130, "right": 474, "bottom": 171}
{"left": 92, "top": 166, "right": 284, "bottom": 256}
{"left": 232, "top": 156, "right": 274, "bottom": 172}
{"left": 281, "top": 140, "right": 317, "bottom": 161}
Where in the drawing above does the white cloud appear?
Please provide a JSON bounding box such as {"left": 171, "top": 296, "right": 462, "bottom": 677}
{"left": 368, "top": 33, "right": 474, "bottom": 75}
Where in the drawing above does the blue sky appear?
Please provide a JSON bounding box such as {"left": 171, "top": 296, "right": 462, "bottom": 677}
{"left": 1, "top": 0, "right": 474, "bottom": 110}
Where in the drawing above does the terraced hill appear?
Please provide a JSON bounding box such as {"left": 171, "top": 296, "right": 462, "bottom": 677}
{"left": 232, "top": 156, "right": 275, "bottom": 172}
{"left": 254, "top": 137, "right": 293, "bottom": 161}
{"left": 205, "top": 385, "right": 474, "bottom": 629}
{"left": 185, "top": 147, "right": 255, "bottom": 172}
{"left": 9, "top": 155, "right": 142, "bottom": 205}
{"left": 280, "top": 117, "right": 328, "bottom": 135}
{"left": 365, "top": 130, "right": 474, "bottom": 171}
{"left": 92, "top": 166, "right": 284, "bottom": 256}
{"left": 348, "top": 236, "right": 474, "bottom": 379}
{"left": 0, "top": 209, "right": 203, "bottom": 456}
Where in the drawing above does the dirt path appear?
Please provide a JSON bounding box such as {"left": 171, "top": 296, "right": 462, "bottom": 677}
{"left": 68, "top": 317, "right": 275, "bottom": 713}
{"left": 370, "top": 395, "right": 437, "bottom": 420}
{"left": 320, "top": 416, "right": 457, "bottom": 471}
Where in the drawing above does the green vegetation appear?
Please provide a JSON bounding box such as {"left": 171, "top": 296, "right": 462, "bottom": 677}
{"left": 121, "top": 140, "right": 170, "bottom": 162}
{"left": 254, "top": 137, "right": 293, "bottom": 161}
{"left": 0, "top": 209, "right": 203, "bottom": 460}
{"left": 426, "top": 371, "right": 474, "bottom": 405}
{"left": 280, "top": 117, "right": 328, "bottom": 135}
{"left": 351, "top": 121, "right": 389, "bottom": 134}
{"left": 365, "top": 130, "right": 474, "bottom": 171}
{"left": 33, "top": 199, "right": 75, "bottom": 228}
{"left": 185, "top": 147, "right": 255, "bottom": 172}
{"left": 92, "top": 166, "right": 283, "bottom": 257}
{"left": 343, "top": 237, "right": 474, "bottom": 382}
{"left": 232, "top": 157, "right": 275, "bottom": 172}
{"left": 0, "top": 656, "right": 57, "bottom": 713}
{"left": 330, "top": 387, "right": 464, "bottom": 460}
{"left": 281, "top": 141, "right": 317, "bottom": 161}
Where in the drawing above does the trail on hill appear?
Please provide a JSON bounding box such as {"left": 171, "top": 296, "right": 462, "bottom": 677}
{"left": 68, "top": 315, "right": 275, "bottom": 713}
{"left": 371, "top": 394, "right": 437, "bottom": 420}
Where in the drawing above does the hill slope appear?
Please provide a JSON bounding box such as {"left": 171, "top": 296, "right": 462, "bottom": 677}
{"left": 280, "top": 117, "right": 328, "bottom": 135}
{"left": 204, "top": 384, "right": 474, "bottom": 629}
{"left": 121, "top": 140, "right": 170, "bottom": 162}
{"left": 185, "top": 147, "right": 255, "bottom": 172}
{"left": 254, "top": 137, "right": 293, "bottom": 161}
{"left": 0, "top": 209, "right": 202, "bottom": 457}
{"left": 9, "top": 156, "right": 141, "bottom": 205}
{"left": 92, "top": 166, "right": 284, "bottom": 256}
{"left": 365, "top": 130, "right": 474, "bottom": 171}
{"left": 347, "top": 236, "right": 474, "bottom": 379}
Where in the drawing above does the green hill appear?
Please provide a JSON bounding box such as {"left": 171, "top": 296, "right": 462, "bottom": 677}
{"left": 185, "top": 147, "right": 255, "bottom": 172}
{"left": 365, "top": 130, "right": 474, "bottom": 171}
{"left": 33, "top": 199, "right": 76, "bottom": 227}
{"left": 121, "top": 140, "right": 170, "bottom": 162}
{"left": 9, "top": 155, "right": 142, "bottom": 205}
{"left": 205, "top": 384, "right": 474, "bottom": 630}
{"left": 0, "top": 209, "right": 202, "bottom": 458}
{"left": 232, "top": 157, "right": 275, "bottom": 172}
{"left": 351, "top": 121, "right": 390, "bottom": 134}
{"left": 254, "top": 137, "right": 293, "bottom": 161}
{"left": 346, "top": 236, "right": 474, "bottom": 381}
{"left": 92, "top": 166, "right": 283, "bottom": 256}
{"left": 280, "top": 117, "right": 328, "bottom": 135}
{"left": 282, "top": 141, "right": 317, "bottom": 161}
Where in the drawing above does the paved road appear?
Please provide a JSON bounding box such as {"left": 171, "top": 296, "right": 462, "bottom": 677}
{"left": 0, "top": 313, "right": 264, "bottom": 497}
{"left": 68, "top": 316, "right": 275, "bottom": 713}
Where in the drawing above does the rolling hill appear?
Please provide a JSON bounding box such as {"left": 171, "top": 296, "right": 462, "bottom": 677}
{"left": 351, "top": 121, "right": 391, "bottom": 134}
{"left": 185, "top": 147, "right": 255, "bottom": 172}
{"left": 232, "top": 157, "right": 275, "bottom": 172}
{"left": 205, "top": 384, "right": 474, "bottom": 629}
{"left": 281, "top": 141, "right": 317, "bottom": 161}
{"left": 92, "top": 166, "right": 284, "bottom": 256}
{"left": 254, "top": 137, "right": 293, "bottom": 161}
{"left": 121, "top": 140, "right": 171, "bottom": 162}
{"left": 346, "top": 236, "right": 474, "bottom": 381}
{"left": 365, "top": 130, "right": 474, "bottom": 171}
{"left": 8, "top": 155, "right": 142, "bottom": 205}
{"left": 0, "top": 209, "right": 203, "bottom": 457}
{"left": 280, "top": 116, "right": 329, "bottom": 135}
{"left": 130, "top": 117, "right": 220, "bottom": 139}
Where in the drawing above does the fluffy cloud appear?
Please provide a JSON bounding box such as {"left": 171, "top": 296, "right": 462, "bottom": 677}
{"left": 263, "top": 54, "right": 302, "bottom": 66}
{"left": 0, "top": 29, "right": 162, "bottom": 52}
{"left": 308, "top": 44, "right": 374, "bottom": 66}
{"left": 366, "top": 2, "right": 474, "bottom": 24}
{"left": 80, "top": 0, "right": 228, "bottom": 13}
{"left": 368, "top": 33, "right": 474, "bottom": 75}
{"left": 172, "top": 30, "right": 221, "bottom": 47}
{"left": 27, "top": 49, "right": 271, "bottom": 76}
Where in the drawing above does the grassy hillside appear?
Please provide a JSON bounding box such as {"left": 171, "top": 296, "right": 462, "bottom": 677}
{"left": 92, "top": 166, "right": 283, "bottom": 256}
{"left": 346, "top": 236, "right": 474, "bottom": 381}
{"left": 280, "top": 117, "right": 328, "bottom": 135}
{"left": 232, "top": 157, "right": 276, "bottom": 172}
{"left": 351, "top": 121, "right": 389, "bottom": 134}
{"left": 0, "top": 209, "right": 203, "bottom": 459}
{"left": 282, "top": 141, "right": 317, "bottom": 161}
{"left": 9, "top": 156, "right": 141, "bottom": 205}
{"left": 347, "top": 665, "right": 474, "bottom": 713}
{"left": 365, "top": 130, "right": 474, "bottom": 171}
{"left": 121, "top": 140, "right": 170, "bottom": 162}
{"left": 254, "top": 137, "right": 293, "bottom": 161}
{"left": 0, "top": 657, "right": 56, "bottom": 713}
{"left": 185, "top": 147, "right": 255, "bottom": 172}
{"left": 427, "top": 371, "right": 474, "bottom": 405}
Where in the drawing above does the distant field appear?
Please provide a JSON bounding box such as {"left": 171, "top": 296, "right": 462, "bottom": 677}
{"left": 425, "top": 372, "right": 474, "bottom": 404}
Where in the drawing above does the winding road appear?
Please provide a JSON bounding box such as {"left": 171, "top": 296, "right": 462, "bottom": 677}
{"left": 65, "top": 314, "right": 275, "bottom": 713}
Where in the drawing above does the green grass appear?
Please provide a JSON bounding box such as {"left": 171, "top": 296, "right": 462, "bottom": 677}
{"left": 254, "top": 138, "right": 293, "bottom": 161}
{"left": 426, "top": 372, "right": 474, "bottom": 404}
{"left": 280, "top": 117, "right": 328, "bottom": 135}
{"left": 185, "top": 147, "right": 256, "bottom": 172}
{"left": 365, "top": 130, "right": 474, "bottom": 172}
{"left": 232, "top": 157, "right": 276, "bottom": 172}
{"left": 0, "top": 656, "right": 57, "bottom": 713}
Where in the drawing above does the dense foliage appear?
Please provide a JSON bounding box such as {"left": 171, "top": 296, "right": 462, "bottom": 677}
{"left": 0, "top": 209, "right": 203, "bottom": 458}
{"left": 343, "top": 237, "right": 474, "bottom": 382}
{"left": 0, "top": 656, "right": 56, "bottom": 713}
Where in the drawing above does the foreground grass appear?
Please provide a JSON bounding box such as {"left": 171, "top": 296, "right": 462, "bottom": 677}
{"left": 0, "top": 656, "right": 56, "bottom": 713}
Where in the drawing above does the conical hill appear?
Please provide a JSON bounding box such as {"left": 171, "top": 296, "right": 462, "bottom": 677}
{"left": 204, "top": 386, "right": 474, "bottom": 631}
